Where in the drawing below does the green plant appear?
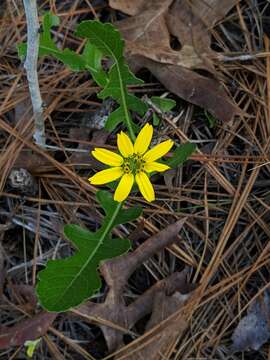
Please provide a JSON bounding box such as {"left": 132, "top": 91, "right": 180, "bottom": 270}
{"left": 18, "top": 12, "right": 196, "bottom": 312}
{"left": 204, "top": 109, "right": 217, "bottom": 128}
{"left": 37, "top": 191, "right": 141, "bottom": 311}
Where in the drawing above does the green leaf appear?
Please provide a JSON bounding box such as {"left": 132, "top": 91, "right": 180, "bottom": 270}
{"left": 17, "top": 43, "right": 27, "bottom": 61}
{"left": 126, "top": 93, "right": 147, "bottom": 115}
{"left": 151, "top": 97, "right": 176, "bottom": 112}
{"left": 18, "top": 15, "right": 146, "bottom": 138}
{"left": 82, "top": 41, "right": 108, "bottom": 87}
{"left": 43, "top": 12, "right": 60, "bottom": 31}
{"left": 166, "top": 143, "right": 196, "bottom": 169}
{"left": 96, "top": 190, "right": 142, "bottom": 225}
{"left": 105, "top": 107, "right": 124, "bottom": 131}
{"left": 76, "top": 21, "right": 124, "bottom": 59}
{"left": 17, "top": 12, "right": 96, "bottom": 73}
{"left": 39, "top": 13, "right": 89, "bottom": 71}
{"left": 153, "top": 113, "right": 160, "bottom": 126}
{"left": 48, "top": 48, "right": 87, "bottom": 71}
{"left": 204, "top": 110, "right": 216, "bottom": 128}
{"left": 98, "top": 60, "right": 143, "bottom": 99}
{"left": 25, "top": 339, "right": 41, "bottom": 358}
{"left": 36, "top": 191, "right": 142, "bottom": 312}
{"left": 76, "top": 20, "right": 145, "bottom": 139}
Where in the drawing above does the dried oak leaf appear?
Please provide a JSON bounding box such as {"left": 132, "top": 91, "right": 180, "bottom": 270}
{"left": 140, "top": 58, "right": 234, "bottom": 123}
{"left": 122, "top": 291, "right": 191, "bottom": 360}
{"left": 73, "top": 219, "right": 196, "bottom": 354}
{"left": 116, "top": 0, "right": 210, "bottom": 70}
{"left": 109, "top": 0, "right": 145, "bottom": 16}
{"left": 111, "top": 0, "right": 239, "bottom": 122}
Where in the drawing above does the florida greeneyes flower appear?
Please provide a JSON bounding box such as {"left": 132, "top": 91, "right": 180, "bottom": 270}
{"left": 89, "top": 123, "right": 173, "bottom": 202}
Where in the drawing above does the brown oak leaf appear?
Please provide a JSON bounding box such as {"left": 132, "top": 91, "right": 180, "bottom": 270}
{"left": 110, "top": 0, "right": 239, "bottom": 122}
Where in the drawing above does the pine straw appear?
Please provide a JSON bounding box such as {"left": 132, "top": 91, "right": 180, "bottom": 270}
{"left": 0, "top": 0, "right": 270, "bottom": 359}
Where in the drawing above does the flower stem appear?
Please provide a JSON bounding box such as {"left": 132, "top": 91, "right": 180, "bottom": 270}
{"left": 102, "top": 201, "right": 123, "bottom": 240}
{"left": 115, "top": 62, "right": 136, "bottom": 142}
{"left": 123, "top": 106, "right": 135, "bottom": 142}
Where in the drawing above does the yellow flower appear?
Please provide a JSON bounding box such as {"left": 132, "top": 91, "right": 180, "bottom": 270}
{"left": 89, "top": 123, "right": 173, "bottom": 202}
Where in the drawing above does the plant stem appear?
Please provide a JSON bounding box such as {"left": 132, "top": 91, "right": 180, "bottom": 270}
{"left": 23, "top": 0, "right": 46, "bottom": 147}
{"left": 124, "top": 106, "right": 136, "bottom": 142}
{"left": 100, "top": 201, "right": 123, "bottom": 243}
{"left": 116, "top": 64, "right": 136, "bottom": 142}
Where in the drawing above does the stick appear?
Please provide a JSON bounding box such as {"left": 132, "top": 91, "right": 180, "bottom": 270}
{"left": 23, "top": 0, "right": 46, "bottom": 147}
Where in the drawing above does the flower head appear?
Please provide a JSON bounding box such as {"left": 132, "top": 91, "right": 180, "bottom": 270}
{"left": 89, "top": 123, "right": 173, "bottom": 202}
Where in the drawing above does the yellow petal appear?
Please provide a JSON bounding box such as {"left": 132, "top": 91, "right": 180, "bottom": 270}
{"left": 144, "top": 161, "right": 170, "bottom": 173}
{"left": 114, "top": 173, "right": 134, "bottom": 202}
{"left": 134, "top": 123, "right": 153, "bottom": 155}
{"left": 89, "top": 167, "right": 123, "bottom": 185}
{"left": 143, "top": 140, "right": 174, "bottom": 162}
{"left": 92, "top": 148, "right": 123, "bottom": 166}
{"left": 135, "top": 172, "right": 155, "bottom": 202}
{"left": 117, "top": 131, "right": 134, "bottom": 158}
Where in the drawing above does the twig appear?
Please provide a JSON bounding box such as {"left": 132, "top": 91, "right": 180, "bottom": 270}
{"left": 23, "top": 0, "right": 46, "bottom": 147}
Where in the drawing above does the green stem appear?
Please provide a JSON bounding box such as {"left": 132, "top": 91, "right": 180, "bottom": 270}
{"left": 116, "top": 63, "right": 136, "bottom": 142}
{"left": 100, "top": 201, "right": 123, "bottom": 242}
{"left": 124, "top": 105, "right": 135, "bottom": 142}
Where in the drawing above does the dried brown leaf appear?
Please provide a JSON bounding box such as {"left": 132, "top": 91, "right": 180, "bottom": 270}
{"left": 139, "top": 58, "right": 236, "bottom": 122}
{"left": 189, "top": 0, "right": 240, "bottom": 27}
{"left": 117, "top": 0, "right": 209, "bottom": 70}
{"left": 124, "top": 292, "right": 190, "bottom": 360}
{"left": 0, "top": 312, "right": 57, "bottom": 349}
{"left": 73, "top": 219, "right": 194, "bottom": 353}
{"left": 10, "top": 284, "right": 38, "bottom": 309}
{"left": 109, "top": 0, "right": 145, "bottom": 16}
{"left": 113, "top": 0, "right": 239, "bottom": 122}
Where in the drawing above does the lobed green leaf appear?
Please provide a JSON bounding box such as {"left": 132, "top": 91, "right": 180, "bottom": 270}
{"left": 36, "top": 191, "right": 142, "bottom": 312}
{"left": 76, "top": 20, "right": 147, "bottom": 132}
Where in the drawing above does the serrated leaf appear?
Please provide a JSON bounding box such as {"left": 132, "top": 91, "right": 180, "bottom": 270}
{"left": 76, "top": 20, "right": 144, "bottom": 134}
{"left": 151, "top": 97, "right": 176, "bottom": 112}
{"left": 76, "top": 21, "right": 124, "bottom": 59}
{"left": 18, "top": 15, "right": 147, "bottom": 136}
{"left": 36, "top": 191, "right": 141, "bottom": 312}
{"left": 165, "top": 143, "right": 196, "bottom": 168}
{"left": 98, "top": 62, "right": 141, "bottom": 99}
{"left": 39, "top": 13, "right": 89, "bottom": 71}
{"left": 17, "top": 12, "right": 96, "bottom": 73}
